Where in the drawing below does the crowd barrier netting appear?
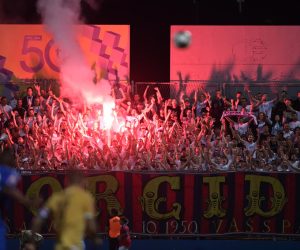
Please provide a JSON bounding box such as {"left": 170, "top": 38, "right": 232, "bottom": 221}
{"left": 135, "top": 80, "right": 300, "bottom": 100}
{"left": 2, "top": 80, "right": 300, "bottom": 100}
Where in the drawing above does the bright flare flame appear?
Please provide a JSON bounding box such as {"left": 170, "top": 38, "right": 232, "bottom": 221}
{"left": 81, "top": 79, "right": 116, "bottom": 131}
{"left": 102, "top": 99, "right": 115, "bottom": 130}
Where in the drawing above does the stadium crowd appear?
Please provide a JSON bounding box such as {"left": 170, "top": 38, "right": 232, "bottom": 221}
{"left": 1, "top": 81, "right": 300, "bottom": 172}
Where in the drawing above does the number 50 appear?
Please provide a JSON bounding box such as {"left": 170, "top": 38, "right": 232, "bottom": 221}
{"left": 20, "top": 35, "right": 60, "bottom": 73}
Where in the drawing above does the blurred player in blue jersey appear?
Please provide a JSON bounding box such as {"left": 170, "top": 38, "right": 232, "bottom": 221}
{"left": 0, "top": 148, "right": 33, "bottom": 250}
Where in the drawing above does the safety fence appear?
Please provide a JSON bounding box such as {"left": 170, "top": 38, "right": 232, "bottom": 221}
{"left": 135, "top": 80, "right": 300, "bottom": 100}
{"left": 2, "top": 80, "right": 300, "bottom": 100}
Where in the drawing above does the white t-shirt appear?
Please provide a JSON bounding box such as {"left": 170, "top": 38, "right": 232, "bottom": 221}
{"left": 291, "top": 160, "right": 300, "bottom": 171}
{"left": 259, "top": 101, "right": 274, "bottom": 118}
{"left": 257, "top": 121, "right": 266, "bottom": 134}
{"left": 175, "top": 159, "right": 181, "bottom": 170}
{"left": 234, "top": 122, "right": 249, "bottom": 135}
{"left": 289, "top": 120, "right": 300, "bottom": 130}
{"left": 237, "top": 105, "right": 252, "bottom": 113}
{"left": 0, "top": 104, "right": 12, "bottom": 114}
{"left": 213, "top": 156, "right": 233, "bottom": 171}
{"left": 25, "top": 117, "right": 36, "bottom": 128}
{"left": 271, "top": 122, "right": 282, "bottom": 135}
{"left": 9, "top": 99, "right": 17, "bottom": 109}
{"left": 283, "top": 130, "right": 294, "bottom": 140}
{"left": 244, "top": 141, "right": 257, "bottom": 155}
{"left": 196, "top": 100, "right": 208, "bottom": 116}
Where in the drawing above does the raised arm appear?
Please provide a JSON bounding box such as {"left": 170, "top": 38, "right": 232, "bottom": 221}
{"left": 34, "top": 84, "right": 41, "bottom": 97}
{"left": 11, "top": 111, "right": 18, "bottom": 128}
{"left": 143, "top": 85, "right": 150, "bottom": 103}
{"left": 228, "top": 123, "right": 247, "bottom": 144}
{"left": 179, "top": 92, "right": 185, "bottom": 110}
{"left": 270, "top": 92, "right": 279, "bottom": 104}
{"left": 126, "top": 101, "right": 132, "bottom": 115}
{"left": 224, "top": 116, "right": 235, "bottom": 125}
{"left": 194, "top": 89, "right": 198, "bottom": 104}
{"left": 142, "top": 102, "right": 154, "bottom": 114}
{"left": 154, "top": 87, "right": 163, "bottom": 104}
{"left": 244, "top": 86, "right": 259, "bottom": 104}
{"left": 255, "top": 128, "right": 261, "bottom": 144}
{"left": 50, "top": 103, "right": 56, "bottom": 121}
{"left": 4, "top": 128, "right": 14, "bottom": 148}
{"left": 163, "top": 110, "right": 172, "bottom": 126}
{"left": 222, "top": 96, "right": 232, "bottom": 107}
{"left": 59, "top": 99, "right": 66, "bottom": 116}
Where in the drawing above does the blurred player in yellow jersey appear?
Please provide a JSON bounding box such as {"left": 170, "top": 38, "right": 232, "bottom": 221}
{"left": 25, "top": 172, "right": 101, "bottom": 250}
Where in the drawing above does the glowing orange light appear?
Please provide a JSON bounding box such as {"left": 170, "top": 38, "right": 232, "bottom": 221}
{"left": 102, "top": 99, "right": 115, "bottom": 130}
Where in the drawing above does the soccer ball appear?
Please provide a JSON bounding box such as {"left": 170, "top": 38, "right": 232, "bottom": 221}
{"left": 173, "top": 30, "right": 192, "bottom": 48}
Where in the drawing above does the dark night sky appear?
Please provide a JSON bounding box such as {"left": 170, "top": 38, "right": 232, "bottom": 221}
{"left": 1, "top": 0, "right": 300, "bottom": 81}
{"left": 1, "top": 0, "right": 300, "bottom": 25}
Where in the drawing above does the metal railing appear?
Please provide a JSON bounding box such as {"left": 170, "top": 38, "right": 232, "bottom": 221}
{"left": 135, "top": 80, "right": 300, "bottom": 99}
{"left": 2, "top": 79, "right": 300, "bottom": 100}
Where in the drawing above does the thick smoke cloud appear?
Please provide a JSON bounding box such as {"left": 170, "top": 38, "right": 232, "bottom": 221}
{"left": 37, "top": 0, "right": 110, "bottom": 104}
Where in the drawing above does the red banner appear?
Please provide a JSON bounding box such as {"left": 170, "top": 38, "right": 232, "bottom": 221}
{"left": 3, "top": 172, "right": 300, "bottom": 236}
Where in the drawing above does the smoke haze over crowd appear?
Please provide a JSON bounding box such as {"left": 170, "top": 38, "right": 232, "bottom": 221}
{"left": 37, "top": 0, "right": 111, "bottom": 105}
